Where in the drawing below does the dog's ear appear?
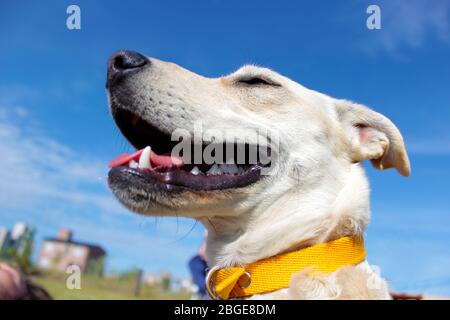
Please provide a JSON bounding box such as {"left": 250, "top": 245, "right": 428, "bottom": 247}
{"left": 335, "top": 100, "right": 410, "bottom": 177}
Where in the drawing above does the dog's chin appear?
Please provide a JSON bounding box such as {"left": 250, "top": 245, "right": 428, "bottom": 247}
{"left": 107, "top": 166, "right": 266, "bottom": 217}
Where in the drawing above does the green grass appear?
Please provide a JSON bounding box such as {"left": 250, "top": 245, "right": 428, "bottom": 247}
{"left": 31, "top": 272, "right": 191, "bottom": 300}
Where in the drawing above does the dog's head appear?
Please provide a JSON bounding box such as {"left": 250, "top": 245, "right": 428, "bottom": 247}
{"left": 106, "top": 50, "right": 410, "bottom": 219}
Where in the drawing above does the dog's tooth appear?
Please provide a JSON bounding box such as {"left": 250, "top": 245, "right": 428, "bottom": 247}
{"left": 129, "top": 160, "right": 139, "bottom": 169}
{"left": 138, "top": 146, "right": 152, "bottom": 169}
{"left": 214, "top": 166, "right": 223, "bottom": 175}
{"left": 220, "top": 164, "right": 239, "bottom": 174}
{"left": 207, "top": 164, "right": 221, "bottom": 176}
{"left": 190, "top": 166, "right": 200, "bottom": 175}
{"left": 206, "top": 165, "right": 215, "bottom": 176}
{"left": 230, "top": 164, "right": 239, "bottom": 174}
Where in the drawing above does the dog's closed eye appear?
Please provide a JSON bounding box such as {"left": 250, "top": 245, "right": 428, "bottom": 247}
{"left": 236, "top": 76, "right": 281, "bottom": 87}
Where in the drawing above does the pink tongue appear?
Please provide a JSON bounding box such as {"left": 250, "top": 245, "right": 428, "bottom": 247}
{"left": 108, "top": 148, "right": 184, "bottom": 168}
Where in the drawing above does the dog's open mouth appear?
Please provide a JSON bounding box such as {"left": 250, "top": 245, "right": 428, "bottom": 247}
{"left": 108, "top": 109, "right": 271, "bottom": 191}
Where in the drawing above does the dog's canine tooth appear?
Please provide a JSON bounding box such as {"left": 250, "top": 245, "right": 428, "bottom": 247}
{"left": 207, "top": 164, "right": 222, "bottom": 176}
{"left": 138, "top": 146, "right": 152, "bottom": 169}
{"left": 190, "top": 166, "right": 200, "bottom": 175}
{"left": 129, "top": 160, "right": 139, "bottom": 169}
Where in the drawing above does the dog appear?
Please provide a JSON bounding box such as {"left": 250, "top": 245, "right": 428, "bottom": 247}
{"left": 106, "top": 50, "right": 410, "bottom": 299}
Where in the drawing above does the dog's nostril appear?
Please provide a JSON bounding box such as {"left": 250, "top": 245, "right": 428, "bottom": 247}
{"left": 108, "top": 50, "right": 149, "bottom": 73}
{"left": 107, "top": 51, "right": 149, "bottom": 87}
{"left": 114, "top": 51, "right": 148, "bottom": 70}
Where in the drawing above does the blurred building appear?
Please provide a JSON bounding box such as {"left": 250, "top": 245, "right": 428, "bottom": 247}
{"left": 0, "top": 222, "right": 33, "bottom": 254}
{"left": 11, "top": 223, "right": 28, "bottom": 241}
{"left": 0, "top": 228, "right": 11, "bottom": 251}
{"left": 143, "top": 273, "right": 161, "bottom": 286}
{"left": 10, "top": 222, "right": 33, "bottom": 254}
{"left": 37, "top": 228, "right": 106, "bottom": 275}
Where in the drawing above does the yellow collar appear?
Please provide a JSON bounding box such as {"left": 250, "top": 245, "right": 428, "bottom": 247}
{"left": 206, "top": 236, "right": 366, "bottom": 299}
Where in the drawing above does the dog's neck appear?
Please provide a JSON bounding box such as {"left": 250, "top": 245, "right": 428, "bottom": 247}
{"left": 202, "top": 164, "right": 370, "bottom": 268}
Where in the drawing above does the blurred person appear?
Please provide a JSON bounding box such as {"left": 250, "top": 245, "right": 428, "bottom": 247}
{"left": 0, "top": 262, "right": 26, "bottom": 300}
{"left": 0, "top": 262, "right": 52, "bottom": 300}
{"left": 188, "top": 235, "right": 208, "bottom": 299}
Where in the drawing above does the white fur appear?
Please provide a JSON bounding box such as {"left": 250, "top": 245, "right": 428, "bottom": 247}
{"left": 108, "top": 58, "right": 410, "bottom": 299}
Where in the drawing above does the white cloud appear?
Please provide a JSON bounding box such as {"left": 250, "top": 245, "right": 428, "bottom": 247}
{"left": 367, "top": 234, "right": 450, "bottom": 295}
{"left": 0, "top": 106, "right": 122, "bottom": 214}
{"left": 0, "top": 106, "right": 204, "bottom": 276}
{"left": 0, "top": 86, "right": 41, "bottom": 106}
{"left": 360, "top": 0, "right": 450, "bottom": 55}
{"left": 407, "top": 138, "right": 450, "bottom": 155}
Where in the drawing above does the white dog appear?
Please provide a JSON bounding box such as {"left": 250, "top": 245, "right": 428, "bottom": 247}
{"left": 106, "top": 51, "right": 410, "bottom": 299}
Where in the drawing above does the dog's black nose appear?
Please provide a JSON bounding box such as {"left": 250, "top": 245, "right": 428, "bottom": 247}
{"left": 107, "top": 50, "right": 149, "bottom": 83}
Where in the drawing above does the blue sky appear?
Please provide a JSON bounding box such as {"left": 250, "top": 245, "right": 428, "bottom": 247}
{"left": 0, "top": 0, "right": 449, "bottom": 295}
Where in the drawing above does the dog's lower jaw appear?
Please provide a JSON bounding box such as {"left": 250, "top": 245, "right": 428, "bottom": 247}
{"left": 202, "top": 164, "right": 389, "bottom": 299}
